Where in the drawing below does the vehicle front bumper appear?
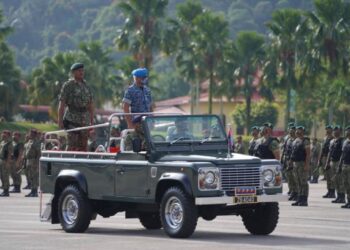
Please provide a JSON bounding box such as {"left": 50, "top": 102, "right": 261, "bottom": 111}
{"left": 195, "top": 194, "right": 288, "bottom": 205}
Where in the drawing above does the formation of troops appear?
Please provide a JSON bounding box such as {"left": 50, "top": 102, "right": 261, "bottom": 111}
{"left": 235, "top": 122, "right": 350, "bottom": 208}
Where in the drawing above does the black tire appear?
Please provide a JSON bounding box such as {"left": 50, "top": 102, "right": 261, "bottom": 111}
{"left": 160, "top": 187, "right": 198, "bottom": 238}
{"left": 241, "top": 202, "right": 279, "bottom": 235}
{"left": 58, "top": 185, "right": 92, "bottom": 233}
{"left": 139, "top": 212, "right": 162, "bottom": 230}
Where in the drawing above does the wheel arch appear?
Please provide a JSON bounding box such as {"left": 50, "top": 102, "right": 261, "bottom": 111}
{"left": 155, "top": 173, "right": 193, "bottom": 203}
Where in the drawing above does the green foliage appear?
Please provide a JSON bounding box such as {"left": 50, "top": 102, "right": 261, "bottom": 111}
{"left": 232, "top": 101, "right": 279, "bottom": 130}
{"left": 0, "top": 121, "right": 58, "bottom": 133}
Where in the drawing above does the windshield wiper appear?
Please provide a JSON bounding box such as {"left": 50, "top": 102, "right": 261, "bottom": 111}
{"left": 170, "top": 137, "right": 185, "bottom": 145}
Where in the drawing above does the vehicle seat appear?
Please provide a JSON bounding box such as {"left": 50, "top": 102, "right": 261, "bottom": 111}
{"left": 120, "top": 129, "right": 135, "bottom": 152}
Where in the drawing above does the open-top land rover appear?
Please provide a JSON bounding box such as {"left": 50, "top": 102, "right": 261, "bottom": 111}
{"left": 39, "top": 114, "right": 286, "bottom": 238}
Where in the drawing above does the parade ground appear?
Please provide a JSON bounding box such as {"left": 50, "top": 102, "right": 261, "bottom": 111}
{"left": 0, "top": 181, "right": 349, "bottom": 250}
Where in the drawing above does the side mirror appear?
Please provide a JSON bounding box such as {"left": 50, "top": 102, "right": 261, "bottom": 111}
{"left": 132, "top": 138, "right": 142, "bottom": 153}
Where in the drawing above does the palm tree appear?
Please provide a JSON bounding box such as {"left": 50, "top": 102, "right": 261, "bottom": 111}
{"left": 116, "top": 0, "right": 168, "bottom": 69}
{"left": 164, "top": 0, "right": 204, "bottom": 114}
{"left": 233, "top": 31, "right": 265, "bottom": 134}
{"left": 265, "top": 9, "right": 305, "bottom": 129}
{"left": 304, "top": 0, "right": 350, "bottom": 123}
{"left": 0, "top": 10, "right": 13, "bottom": 41}
{"left": 192, "top": 11, "right": 229, "bottom": 114}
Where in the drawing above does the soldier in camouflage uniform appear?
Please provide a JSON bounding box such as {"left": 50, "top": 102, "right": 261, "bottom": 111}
{"left": 291, "top": 126, "right": 310, "bottom": 206}
{"left": 319, "top": 125, "right": 335, "bottom": 198}
{"left": 281, "top": 125, "right": 298, "bottom": 201}
{"left": 0, "top": 130, "right": 13, "bottom": 197}
{"left": 328, "top": 126, "right": 345, "bottom": 204}
{"left": 248, "top": 126, "right": 259, "bottom": 156}
{"left": 24, "top": 129, "right": 41, "bottom": 197}
{"left": 10, "top": 131, "right": 24, "bottom": 193}
{"left": 254, "top": 123, "right": 280, "bottom": 160}
{"left": 340, "top": 126, "right": 350, "bottom": 208}
{"left": 310, "top": 138, "right": 321, "bottom": 183}
{"left": 88, "top": 130, "right": 98, "bottom": 152}
{"left": 22, "top": 133, "right": 31, "bottom": 189}
{"left": 124, "top": 116, "right": 147, "bottom": 151}
{"left": 234, "top": 135, "right": 244, "bottom": 154}
{"left": 58, "top": 63, "right": 94, "bottom": 151}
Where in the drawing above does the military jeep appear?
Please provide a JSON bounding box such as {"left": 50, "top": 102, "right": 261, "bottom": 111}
{"left": 39, "top": 114, "right": 286, "bottom": 238}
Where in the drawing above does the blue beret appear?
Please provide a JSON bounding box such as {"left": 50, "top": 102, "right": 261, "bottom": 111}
{"left": 70, "top": 63, "right": 84, "bottom": 71}
{"left": 132, "top": 68, "right": 148, "bottom": 77}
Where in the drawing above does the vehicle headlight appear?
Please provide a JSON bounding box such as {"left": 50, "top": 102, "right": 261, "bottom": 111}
{"left": 198, "top": 167, "right": 220, "bottom": 190}
{"left": 261, "top": 164, "right": 282, "bottom": 188}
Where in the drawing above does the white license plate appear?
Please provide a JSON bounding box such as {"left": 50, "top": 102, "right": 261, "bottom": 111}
{"left": 234, "top": 195, "right": 257, "bottom": 204}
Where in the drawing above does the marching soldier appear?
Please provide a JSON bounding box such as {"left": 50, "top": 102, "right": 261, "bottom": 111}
{"left": 328, "top": 126, "right": 345, "bottom": 204}
{"left": 24, "top": 129, "right": 41, "bottom": 197}
{"left": 281, "top": 125, "right": 298, "bottom": 201}
{"left": 248, "top": 126, "right": 259, "bottom": 156}
{"left": 254, "top": 122, "right": 280, "bottom": 160}
{"left": 340, "top": 126, "right": 350, "bottom": 208}
{"left": 291, "top": 126, "right": 310, "bottom": 206}
{"left": 310, "top": 138, "right": 321, "bottom": 183}
{"left": 10, "top": 131, "right": 24, "bottom": 193}
{"left": 319, "top": 125, "right": 335, "bottom": 198}
{"left": 0, "top": 130, "right": 13, "bottom": 197}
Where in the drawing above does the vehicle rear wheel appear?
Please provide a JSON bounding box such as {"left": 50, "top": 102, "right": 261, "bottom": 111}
{"left": 160, "top": 187, "right": 198, "bottom": 238}
{"left": 58, "top": 185, "right": 91, "bottom": 233}
{"left": 241, "top": 202, "right": 279, "bottom": 235}
{"left": 139, "top": 212, "right": 162, "bottom": 230}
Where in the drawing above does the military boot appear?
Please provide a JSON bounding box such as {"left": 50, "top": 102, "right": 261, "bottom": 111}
{"left": 288, "top": 192, "right": 298, "bottom": 201}
{"left": 25, "top": 190, "right": 33, "bottom": 197}
{"left": 322, "top": 190, "right": 330, "bottom": 198}
{"left": 328, "top": 189, "right": 336, "bottom": 198}
{"left": 23, "top": 183, "right": 31, "bottom": 190}
{"left": 0, "top": 189, "right": 10, "bottom": 197}
{"left": 298, "top": 196, "right": 308, "bottom": 206}
{"left": 332, "top": 193, "right": 340, "bottom": 203}
{"left": 333, "top": 193, "right": 346, "bottom": 203}
{"left": 341, "top": 201, "right": 350, "bottom": 209}
{"left": 291, "top": 196, "right": 300, "bottom": 206}
{"left": 9, "top": 185, "right": 21, "bottom": 193}
{"left": 25, "top": 189, "right": 38, "bottom": 197}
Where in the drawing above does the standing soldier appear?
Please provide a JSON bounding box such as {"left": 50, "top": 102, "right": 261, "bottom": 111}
{"left": 319, "top": 125, "right": 335, "bottom": 198}
{"left": 124, "top": 116, "right": 147, "bottom": 151}
{"left": 291, "top": 126, "right": 310, "bottom": 206}
{"left": 248, "top": 126, "right": 259, "bottom": 156}
{"left": 0, "top": 130, "right": 13, "bottom": 197}
{"left": 10, "top": 131, "right": 24, "bottom": 193}
{"left": 88, "top": 130, "right": 98, "bottom": 152}
{"left": 254, "top": 122, "right": 280, "bottom": 160}
{"left": 22, "top": 133, "right": 31, "bottom": 189}
{"left": 24, "top": 129, "right": 41, "bottom": 197}
{"left": 340, "top": 126, "right": 350, "bottom": 208}
{"left": 58, "top": 63, "right": 94, "bottom": 151}
{"left": 310, "top": 138, "right": 321, "bottom": 183}
{"left": 281, "top": 125, "right": 298, "bottom": 201}
{"left": 328, "top": 125, "right": 345, "bottom": 204}
{"left": 234, "top": 135, "right": 245, "bottom": 154}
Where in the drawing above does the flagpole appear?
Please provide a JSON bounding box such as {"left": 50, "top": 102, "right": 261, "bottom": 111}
{"left": 227, "top": 124, "right": 233, "bottom": 158}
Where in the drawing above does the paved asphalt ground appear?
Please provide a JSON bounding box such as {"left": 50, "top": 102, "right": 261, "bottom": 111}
{"left": 0, "top": 180, "right": 349, "bottom": 250}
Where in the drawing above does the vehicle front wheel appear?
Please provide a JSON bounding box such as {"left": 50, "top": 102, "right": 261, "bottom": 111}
{"left": 160, "top": 187, "right": 198, "bottom": 238}
{"left": 241, "top": 202, "right": 279, "bottom": 235}
{"left": 139, "top": 212, "right": 162, "bottom": 230}
{"left": 58, "top": 185, "right": 92, "bottom": 233}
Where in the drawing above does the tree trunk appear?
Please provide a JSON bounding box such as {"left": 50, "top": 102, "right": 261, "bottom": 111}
{"left": 246, "top": 95, "right": 251, "bottom": 136}
{"left": 208, "top": 71, "right": 214, "bottom": 114}
{"left": 190, "top": 82, "right": 194, "bottom": 115}
{"left": 285, "top": 86, "right": 291, "bottom": 130}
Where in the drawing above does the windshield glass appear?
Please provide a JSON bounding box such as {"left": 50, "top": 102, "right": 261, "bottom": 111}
{"left": 145, "top": 115, "right": 226, "bottom": 144}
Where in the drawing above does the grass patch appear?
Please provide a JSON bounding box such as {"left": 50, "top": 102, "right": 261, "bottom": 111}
{"left": 0, "top": 121, "right": 58, "bottom": 133}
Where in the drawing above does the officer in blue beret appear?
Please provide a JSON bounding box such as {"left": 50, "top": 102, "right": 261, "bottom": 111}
{"left": 122, "top": 68, "right": 153, "bottom": 129}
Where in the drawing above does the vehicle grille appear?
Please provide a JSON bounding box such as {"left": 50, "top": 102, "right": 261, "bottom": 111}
{"left": 220, "top": 165, "right": 261, "bottom": 191}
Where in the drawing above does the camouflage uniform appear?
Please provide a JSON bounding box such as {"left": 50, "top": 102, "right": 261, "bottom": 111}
{"left": 320, "top": 135, "right": 334, "bottom": 198}
{"left": 341, "top": 138, "right": 350, "bottom": 208}
{"left": 248, "top": 137, "right": 258, "bottom": 156}
{"left": 329, "top": 137, "right": 344, "bottom": 202}
{"left": 24, "top": 136, "right": 41, "bottom": 197}
{"left": 124, "top": 125, "right": 146, "bottom": 151}
{"left": 283, "top": 135, "right": 298, "bottom": 199}
{"left": 310, "top": 141, "right": 321, "bottom": 182}
{"left": 10, "top": 140, "right": 24, "bottom": 192}
{"left": 59, "top": 79, "right": 93, "bottom": 151}
{"left": 0, "top": 135, "right": 13, "bottom": 196}
{"left": 291, "top": 136, "right": 310, "bottom": 206}
{"left": 254, "top": 136, "right": 279, "bottom": 160}
{"left": 234, "top": 141, "right": 244, "bottom": 154}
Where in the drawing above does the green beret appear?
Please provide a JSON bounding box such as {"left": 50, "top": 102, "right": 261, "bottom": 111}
{"left": 263, "top": 122, "right": 273, "bottom": 129}
{"left": 288, "top": 122, "right": 295, "bottom": 128}
{"left": 325, "top": 125, "right": 333, "bottom": 129}
{"left": 251, "top": 126, "right": 259, "bottom": 131}
{"left": 70, "top": 63, "right": 84, "bottom": 71}
{"left": 333, "top": 125, "right": 341, "bottom": 130}
{"left": 296, "top": 126, "right": 305, "bottom": 131}
{"left": 345, "top": 126, "right": 350, "bottom": 130}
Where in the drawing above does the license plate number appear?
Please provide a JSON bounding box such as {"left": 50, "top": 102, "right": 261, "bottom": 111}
{"left": 234, "top": 195, "right": 257, "bottom": 204}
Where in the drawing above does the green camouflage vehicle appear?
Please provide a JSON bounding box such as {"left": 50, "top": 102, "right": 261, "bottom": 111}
{"left": 39, "top": 114, "right": 286, "bottom": 238}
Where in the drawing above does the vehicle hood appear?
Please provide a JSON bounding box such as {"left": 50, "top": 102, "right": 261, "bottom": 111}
{"left": 157, "top": 153, "right": 261, "bottom": 165}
